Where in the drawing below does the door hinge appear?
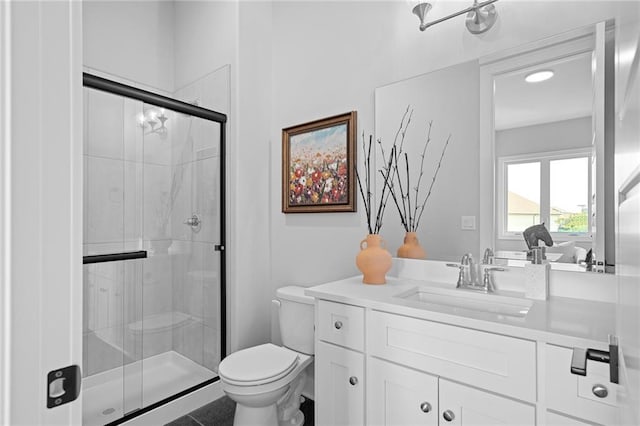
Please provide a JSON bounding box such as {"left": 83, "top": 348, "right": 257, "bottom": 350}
{"left": 214, "top": 244, "right": 225, "bottom": 251}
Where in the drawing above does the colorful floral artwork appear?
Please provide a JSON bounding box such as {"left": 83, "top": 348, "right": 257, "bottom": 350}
{"left": 282, "top": 112, "right": 356, "bottom": 213}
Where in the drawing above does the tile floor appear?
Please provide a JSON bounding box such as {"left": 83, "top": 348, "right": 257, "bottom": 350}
{"left": 165, "top": 396, "right": 314, "bottom": 426}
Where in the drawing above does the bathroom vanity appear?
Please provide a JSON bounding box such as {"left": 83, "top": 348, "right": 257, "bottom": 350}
{"left": 306, "top": 267, "right": 619, "bottom": 425}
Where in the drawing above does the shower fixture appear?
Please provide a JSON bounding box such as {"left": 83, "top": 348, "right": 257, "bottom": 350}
{"left": 137, "top": 107, "right": 169, "bottom": 136}
{"left": 411, "top": 0, "right": 498, "bottom": 34}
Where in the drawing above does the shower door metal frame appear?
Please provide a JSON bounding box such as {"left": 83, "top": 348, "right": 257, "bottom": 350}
{"left": 82, "top": 72, "right": 228, "bottom": 425}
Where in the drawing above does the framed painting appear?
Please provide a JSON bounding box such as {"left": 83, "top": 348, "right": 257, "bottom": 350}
{"left": 282, "top": 111, "right": 357, "bottom": 213}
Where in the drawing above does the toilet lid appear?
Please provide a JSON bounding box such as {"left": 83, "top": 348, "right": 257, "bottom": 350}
{"left": 219, "top": 343, "right": 299, "bottom": 385}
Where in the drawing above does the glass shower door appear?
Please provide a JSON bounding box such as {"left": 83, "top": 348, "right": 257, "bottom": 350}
{"left": 82, "top": 72, "right": 225, "bottom": 425}
{"left": 82, "top": 87, "right": 145, "bottom": 425}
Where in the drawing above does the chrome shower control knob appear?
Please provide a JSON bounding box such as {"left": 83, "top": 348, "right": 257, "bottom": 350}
{"left": 420, "top": 402, "right": 432, "bottom": 413}
{"left": 183, "top": 214, "right": 201, "bottom": 228}
{"left": 592, "top": 384, "right": 608, "bottom": 398}
{"left": 334, "top": 321, "right": 343, "bottom": 330}
{"left": 349, "top": 376, "right": 358, "bottom": 386}
{"left": 443, "top": 410, "right": 455, "bottom": 422}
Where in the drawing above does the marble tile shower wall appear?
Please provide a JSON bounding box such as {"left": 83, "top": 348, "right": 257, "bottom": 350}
{"left": 171, "top": 72, "right": 224, "bottom": 373}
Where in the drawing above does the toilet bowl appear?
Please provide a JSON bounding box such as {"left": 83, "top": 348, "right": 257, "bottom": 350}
{"left": 218, "top": 286, "right": 314, "bottom": 426}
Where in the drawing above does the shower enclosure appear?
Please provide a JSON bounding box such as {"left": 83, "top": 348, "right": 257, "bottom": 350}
{"left": 81, "top": 72, "right": 227, "bottom": 425}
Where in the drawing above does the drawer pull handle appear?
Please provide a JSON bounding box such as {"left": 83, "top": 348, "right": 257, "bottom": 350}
{"left": 349, "top": 376, "right": 358, "bottom": 386}
{"left": 334, "top": 321, "right": 343, "bottom": 330}
{"left": 592, "top": 384, "right": 608, "bottom": 398}
{"left": 443, "top": 410, "right": 455, "bottom": 422}
{"left": 420, "top": 402, "right": 432, "bottom": 413}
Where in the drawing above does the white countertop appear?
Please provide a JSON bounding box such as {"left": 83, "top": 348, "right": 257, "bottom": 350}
{"left": 305, "top": 275, "right": 615, "bottom": 350}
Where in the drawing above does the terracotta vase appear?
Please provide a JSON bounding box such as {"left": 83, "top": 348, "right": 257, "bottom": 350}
{"left": 356, "top": 234, "right": 392, "bottom": 285}
{"left": 397, "top": 231, "right": 426, "bottom": 260}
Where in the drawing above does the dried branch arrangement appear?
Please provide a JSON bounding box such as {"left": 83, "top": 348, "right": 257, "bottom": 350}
{"left": 381, "top": 106, "right": 451, "bottom": 233}
{"left": 355, "top": 133, "right": 394, "bottom": 234}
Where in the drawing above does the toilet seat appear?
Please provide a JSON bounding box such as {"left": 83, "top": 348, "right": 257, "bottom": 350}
{"left": 219, "top": 343, "right": 300, "bottom": 386}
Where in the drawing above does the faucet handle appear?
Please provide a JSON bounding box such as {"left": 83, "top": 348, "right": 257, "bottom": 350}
{"left": 446, "top": 263, "right": 466, "bottom": 288}
{"left": 482, "top": 267, "right": 505, "bottom": 292}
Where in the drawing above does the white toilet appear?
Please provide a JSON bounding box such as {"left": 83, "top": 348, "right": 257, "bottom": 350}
{"left": 218, "top": 286, "right": 314, "bottom": 426}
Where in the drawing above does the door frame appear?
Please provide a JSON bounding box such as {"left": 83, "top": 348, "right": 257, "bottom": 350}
{"left": 1, "top": 1, "right": 83, "bottom": 424}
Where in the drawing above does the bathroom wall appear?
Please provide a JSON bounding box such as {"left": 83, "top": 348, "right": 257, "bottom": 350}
{"left": 267, "top": 1, "right": 634, "bottom": 302}
{"left": 83, "top": 1, "right": 175, "bottom": 93}
{"left": 496, "top": 116, "right": 592, "bottom": 157}
{"left": 84, "top": 1, "right": 636, "bottom": 355}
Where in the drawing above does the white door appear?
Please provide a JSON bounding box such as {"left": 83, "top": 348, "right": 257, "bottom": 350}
{"left": 614, "top": 4, "right": 640, "bottom": 425}
{"left": 0, "top": 1, "right": 83, "bottom": 425}
{"left": 316, "top": 341, "right": 364, "bottom": 426}
{"left": 367, "top": 357, "right": 438, "bottom": 426}
{"left": 438, "top": 379, "right": 535, "bottom": 426}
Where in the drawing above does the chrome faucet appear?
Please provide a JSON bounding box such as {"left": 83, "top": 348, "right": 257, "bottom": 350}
{"left": 447, "top": 252, "right": 505, "bottom": 293}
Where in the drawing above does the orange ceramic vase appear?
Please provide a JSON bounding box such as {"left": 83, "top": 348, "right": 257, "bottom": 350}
{"left": 397, "top": 231, "right": 426, "bottom": 260}
{"left": 356, "top": 234, "right": 392, "bottom": 285}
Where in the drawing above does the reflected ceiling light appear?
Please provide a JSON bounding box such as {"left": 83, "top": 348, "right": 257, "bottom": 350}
{"left": 411, "top": 0, "right": 499, "bottom": 34}
{"left": 137, "top": 107, "right": 169, "bottom": 137}
{"left": 525, "top": 70, "right": 555, "bottom": 83}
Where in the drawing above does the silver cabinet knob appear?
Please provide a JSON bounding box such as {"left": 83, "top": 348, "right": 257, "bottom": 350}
{"left": 334, "top": 321, "right": 343, "bottom": 330}
{"left": 443, "top": 410, "right": 455, "bottom": 422}
{"left": 592, "top": 384, "right": 608, "bottom": 398}
{"left": 349, "top": 376, "right": 358, "bottom": 386}
{"left": 420, "top": 402, "right": 432, "bottom": 413}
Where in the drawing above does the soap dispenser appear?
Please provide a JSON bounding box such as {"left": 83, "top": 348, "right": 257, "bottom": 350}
{"left": 524, "top": 247, "right": 550, "bottom": 300}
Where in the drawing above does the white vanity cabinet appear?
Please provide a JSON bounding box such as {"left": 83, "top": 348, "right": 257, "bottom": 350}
{"left": 367, "top": 357, "right": 439, "bottom": 425}
{"left": 366, "top": 310, "right": 536, "bottom": 426}
{"left": 311, "top": 281, "right": 618, "bottom": 426}
{"left": 545, "top": 344, "right": 619, "bottom": 425}
{"left": 315, "top": 341, "right": 364, "bottom": 426}
{"left": 315, "top": 300, "right": 366, "bottom": 425}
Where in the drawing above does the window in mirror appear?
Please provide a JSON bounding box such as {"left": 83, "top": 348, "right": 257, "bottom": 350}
{"left": 549, "top": 157, "right": 589, "bottom": 233}
{"left": 506, "top": 162, "right": 540, "bottom": 232}
{"left": 499, "top": 149, "right": 591, "bottom": 240}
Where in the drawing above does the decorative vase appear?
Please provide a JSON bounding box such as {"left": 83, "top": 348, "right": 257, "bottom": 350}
{"left": 356, "top": 234, "right": 393, "bottom": 285}
{"left": 397, "top": 231, "right": 426, "bottom": 260}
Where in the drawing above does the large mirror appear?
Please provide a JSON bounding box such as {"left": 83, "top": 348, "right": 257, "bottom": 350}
{"left": 375, "top": 22, "right": 614, "bottom": 272}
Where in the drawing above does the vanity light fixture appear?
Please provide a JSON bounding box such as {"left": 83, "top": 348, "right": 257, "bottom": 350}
{"left": 411, "top": 0, "right": 499, "bottom": 34}
{"left": 525, "top": 70, "right": 555, "bottom": 83}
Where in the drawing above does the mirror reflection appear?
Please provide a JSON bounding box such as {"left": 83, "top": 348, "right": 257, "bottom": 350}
{"left": 375, "top": 23, "right": 614, "bottom": 272}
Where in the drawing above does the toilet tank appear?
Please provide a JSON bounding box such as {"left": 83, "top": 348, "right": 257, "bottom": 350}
{"left": 276, "top": 286, "right": 315, "bottom": 355}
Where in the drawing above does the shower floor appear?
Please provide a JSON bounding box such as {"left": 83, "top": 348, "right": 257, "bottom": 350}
{"left": 82, "top": 350, "right": 216, "bottom": 426}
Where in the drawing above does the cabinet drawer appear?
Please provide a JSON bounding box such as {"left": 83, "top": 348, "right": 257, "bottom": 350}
{"left": 368, "top": 310, "right": 536, "bottom": 402}
{"left": 546, "top": 344, "right": 618, "bottom": 425}
{"left": 318, "top": 300, "right": 365, "bottom": 351}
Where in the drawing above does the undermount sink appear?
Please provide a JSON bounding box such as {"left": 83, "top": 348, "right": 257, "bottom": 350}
{"left": 394, "top": 286, "right": 533, "bottom": 318}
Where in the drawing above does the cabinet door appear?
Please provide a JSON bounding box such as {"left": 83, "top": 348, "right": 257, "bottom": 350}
{"left": 316, "top": 341, "right": 364, "bottom": 426}
{"left": 439, "top": 379, "right": 535, "bottom": 425}
{"left": 367, "top": 357, "right": 438, "bottom": 426}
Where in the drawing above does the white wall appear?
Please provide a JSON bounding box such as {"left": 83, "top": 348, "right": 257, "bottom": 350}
{"left": 496, "top": 116, "right": 592, "bottom": 157}
{"left": 375, "top": 60, "right": 480, "bottom": 262}
{"left": 83, "top": 1, "right": 175, "bottom": 92}
{"left": 267, "top": 1, "right": 632, "bottom": 304}
{"left": 84, "top": 0, "right": 636, "bottom": 354}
